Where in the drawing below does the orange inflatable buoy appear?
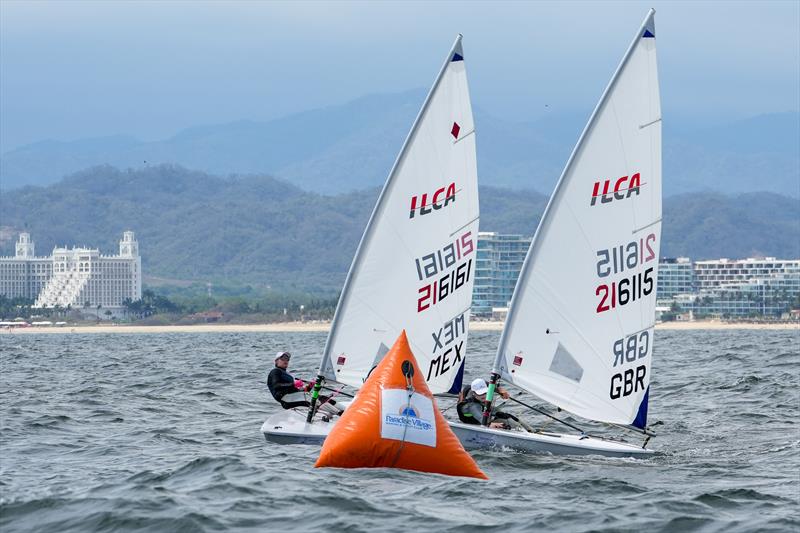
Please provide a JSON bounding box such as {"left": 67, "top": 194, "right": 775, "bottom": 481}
{"left": 315, "top": 330, "right": 487, "bottom": 479}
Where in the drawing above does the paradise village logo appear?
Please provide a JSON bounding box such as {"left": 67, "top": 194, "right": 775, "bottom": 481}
{"left": 384, "top": 403, "right": 434, "bottom": 432}
{"left": 381, "top": 389, "right": 437, "bottom": 446}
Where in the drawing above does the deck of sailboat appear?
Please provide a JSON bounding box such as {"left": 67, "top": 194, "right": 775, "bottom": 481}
{"left": 261, "top": 409, "right": 331, "bottom": 446}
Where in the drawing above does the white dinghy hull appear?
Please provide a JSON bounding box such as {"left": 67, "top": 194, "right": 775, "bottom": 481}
{"left": 449, "top": 421, "right": 654, "bottom": 458}
{"left": 262, "top": 410, "right": 653, "bottom": 457}
{"left": 261, "top": 409, "right": 335, "bottom": 446}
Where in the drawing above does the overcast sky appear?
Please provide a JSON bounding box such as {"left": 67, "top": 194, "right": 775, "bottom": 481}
{"left": 1, "top": 0, "right": 798, "bottom": 153}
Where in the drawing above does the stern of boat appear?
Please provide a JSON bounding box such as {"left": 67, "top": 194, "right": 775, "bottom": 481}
{"left": 261, "top": 409, "right": 335, "bottom": 446}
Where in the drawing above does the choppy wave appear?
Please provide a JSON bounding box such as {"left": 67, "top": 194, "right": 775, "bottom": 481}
{"left": 1, "top": 329, "right": 798, "bottom": 532}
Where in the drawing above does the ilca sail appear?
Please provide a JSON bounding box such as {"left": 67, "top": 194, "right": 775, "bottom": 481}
{"left": 311, "top": 35, "right": 479, "bottom": 412}
{"left": 490, "top": 10, "right": 661, "bottom": 430}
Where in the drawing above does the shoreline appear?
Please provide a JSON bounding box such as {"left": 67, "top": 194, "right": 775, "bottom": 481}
{"left": 2, "top": 320, "right": 797, "bottom": 335}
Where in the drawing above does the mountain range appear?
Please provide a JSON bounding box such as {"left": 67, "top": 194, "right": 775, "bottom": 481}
{"left": 1, "top": 165, "right": 797, "bottom": 292}
{"left": 2, "top": 90, "right": 798, "bottom": 197}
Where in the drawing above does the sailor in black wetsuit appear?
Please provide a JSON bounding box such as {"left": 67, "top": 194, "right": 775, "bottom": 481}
{"left": 456, "top": 378, "right": 514, "bottom": 428}
{"left": 267, "top": 352, "right": 342, "bottom": 416}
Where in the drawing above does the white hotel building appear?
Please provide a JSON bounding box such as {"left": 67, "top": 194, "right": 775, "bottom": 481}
{"left": 657, "top": 256, "right": 800, "bottom": 317}
{"left": 692, "top": 258, "right": 800, "bottom": 293}
{"left": 0, "top": 232, "right": 142, "bottom": 311}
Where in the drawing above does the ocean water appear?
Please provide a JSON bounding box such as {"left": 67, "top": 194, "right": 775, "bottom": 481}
{"left": 1, "top": 329, "right": 798, "bottom": 532}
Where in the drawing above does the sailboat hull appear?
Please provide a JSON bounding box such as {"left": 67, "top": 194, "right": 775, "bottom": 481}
{"left": 262, "top": 410, "right": 653, "bottom": 457}
{"left": 261, "top": 409, "right": 334, "bottom": 445}
{"left": 449, "top": 421, "right": 654, "bottom": 458}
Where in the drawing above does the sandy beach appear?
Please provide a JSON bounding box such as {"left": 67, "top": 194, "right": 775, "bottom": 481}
{"left": 2, "top": 320, "right": 797, "bottom": 335}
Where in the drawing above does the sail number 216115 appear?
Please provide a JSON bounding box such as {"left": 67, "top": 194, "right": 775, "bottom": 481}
{"left": 594, "top": 233, "right": 657, "bottom": 314}
{"left": 595, "top": 268, "right": 654, "bottom": 313}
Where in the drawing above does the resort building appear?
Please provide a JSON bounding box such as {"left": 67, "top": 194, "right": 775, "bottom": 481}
{"left": 656, "top": 257, "right": 695, "bottom": 298}
{"left": 0, "top": 233, "right": 53, "bottom": 300}
{"left": 692, "top": 258, "right": 800, "bottom": 293}
{"left": 0, "top": 232, "right": 142, "bottom": 311}
{"left": 472, "top": 232, "right": 531, "bottom": 317}
{"left": 656, "top": 257, "right": 800, "bottom": 318}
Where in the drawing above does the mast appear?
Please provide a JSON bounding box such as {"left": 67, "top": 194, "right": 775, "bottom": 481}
{"left": 308, "top": 35, "right": 467, "bottom": 421}
{"left": 484, "top": 9, "right": 658, "bottom": 425}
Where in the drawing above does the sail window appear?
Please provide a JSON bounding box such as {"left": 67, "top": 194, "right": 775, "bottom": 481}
{"left": 548, "top": 343, "right": 584, "bottom": 382}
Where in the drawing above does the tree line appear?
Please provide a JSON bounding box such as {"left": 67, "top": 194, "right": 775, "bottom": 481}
{"left": 1, "top": 289, "right": 339, "bottom": 323}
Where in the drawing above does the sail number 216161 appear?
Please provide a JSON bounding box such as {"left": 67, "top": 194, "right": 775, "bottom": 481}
{"left": 416, "top": 232, "right": 474, "bottom": 313}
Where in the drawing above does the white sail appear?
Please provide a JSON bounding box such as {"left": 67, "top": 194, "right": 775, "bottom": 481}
{"left": 494, "top": 11, "right": 660, "bottom": 428}
{"left": 318, "top": 36, "right": 479, "bottom": 394}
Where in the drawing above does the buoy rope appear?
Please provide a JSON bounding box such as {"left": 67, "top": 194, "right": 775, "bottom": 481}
{"left": 390, "top": 360, "right": 415, "bottom": 468}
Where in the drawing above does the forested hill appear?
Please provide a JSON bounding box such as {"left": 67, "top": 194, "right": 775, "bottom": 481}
{"left": 1, "top": 165, "right": 797, "bottom": 291}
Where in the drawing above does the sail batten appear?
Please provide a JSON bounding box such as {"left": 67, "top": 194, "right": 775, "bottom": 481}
{"left": 493, "top": 10, "right": 661, "bottom": 427}
{"left": 318, "top": 35, "right": 479, "bottom": 395}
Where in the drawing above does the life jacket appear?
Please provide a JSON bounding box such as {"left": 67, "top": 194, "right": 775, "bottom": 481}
{"left": 456, "top": 392, "right": 483, "bottom": 425}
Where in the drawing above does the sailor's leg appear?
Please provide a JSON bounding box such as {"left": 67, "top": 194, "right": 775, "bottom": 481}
{"left": 280, "top": 392, "right": 310, "bottom": 410}
{"left": 317, "top": 396, "right": 344, "bottom": 416}
{"left": 496, "top": 411, "right": 535, "bottom": 432}
{"left": 492, "top": 411, "right": 524, "bottom": 431}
